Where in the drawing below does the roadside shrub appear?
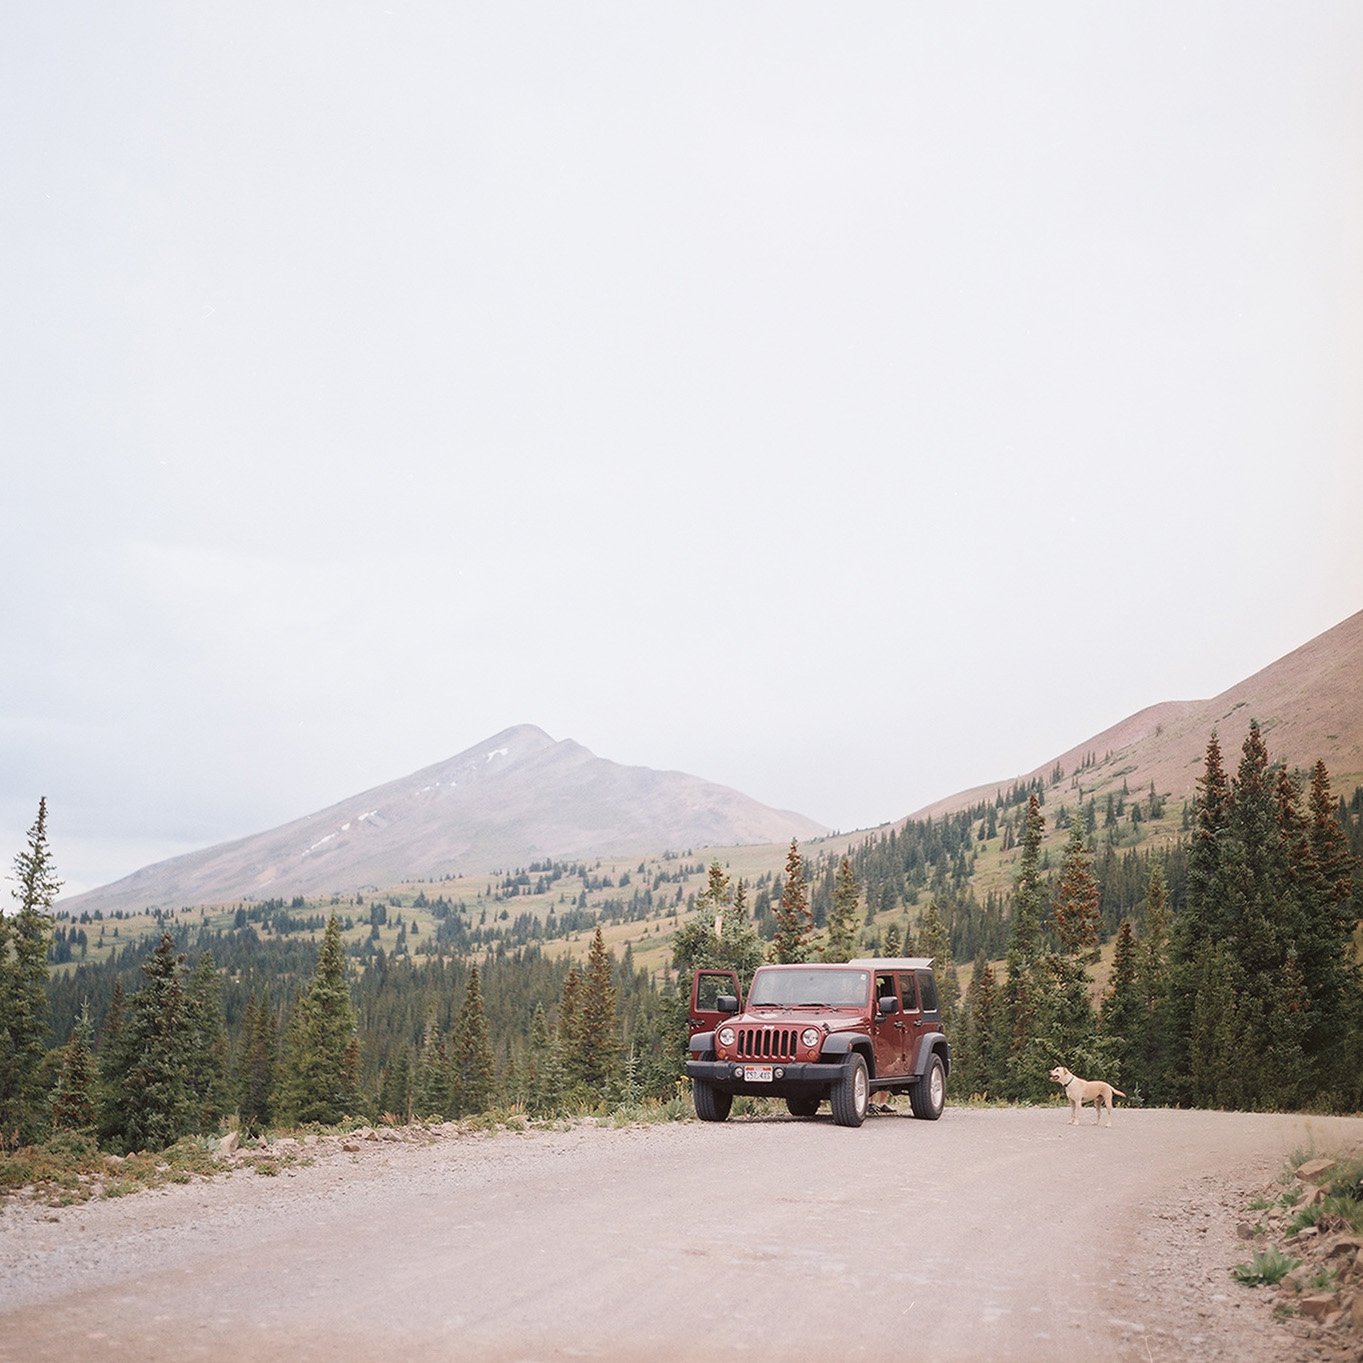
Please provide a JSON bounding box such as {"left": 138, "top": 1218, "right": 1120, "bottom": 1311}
{"left": 1232, "top": 1247, "right": 1301, "bottom": 1287}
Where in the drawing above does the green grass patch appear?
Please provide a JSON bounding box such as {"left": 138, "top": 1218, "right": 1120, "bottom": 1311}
{"left": 1232, "top": 1247, "right": 1300, "bottom": 1287}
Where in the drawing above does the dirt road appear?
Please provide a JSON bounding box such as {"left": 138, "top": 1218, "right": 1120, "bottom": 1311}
{"left": 3, "top": 1106, "right": 1361, "bottom": 1362}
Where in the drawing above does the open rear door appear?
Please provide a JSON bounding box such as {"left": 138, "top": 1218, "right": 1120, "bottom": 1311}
{"left": 689, "top": 969, "right": 741, "bottom": 1039}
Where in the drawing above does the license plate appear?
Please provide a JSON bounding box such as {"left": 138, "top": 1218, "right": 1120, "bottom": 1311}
{"left": 744, "top": 1065, "right": 774, "bottom": 1083}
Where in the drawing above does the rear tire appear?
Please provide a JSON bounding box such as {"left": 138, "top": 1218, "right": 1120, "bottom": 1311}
{"left": 785, "top": 1095, "right": 820, "bottom": 1118}
{"left": 909, "top": 1054, "right": 946, "bottom": 1120}
{"left": 693, "top": 1080, "right": 732, "bottom": 1122}
{"left": 830, "top": 1054, "right": 869, "bottom": 1128}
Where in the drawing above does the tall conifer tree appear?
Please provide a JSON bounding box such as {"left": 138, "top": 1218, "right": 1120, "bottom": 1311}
{"left": 282, "top": 915, "right": 360, "bottom": 1125}
{"left": 1302, "top": 760, "right": 1361, "bottom": 1102}
{"left": 185, "top": 952, "right": 230, "bottom": 1132}
{"left": 100, "top": 933, "right": 194, "bottom": 1153}
{"left": 451, "top": 964, "right": 495, "bottom": 1115}
{"left": 1002, "top": 795, "right": 1049, "bottom": 1098}
{"left": 772, "top": 840, "right": 813, "bottom": 964}
{"left": 1100, "top": 921, "right": 1142, "bottom": 1090}
{"left": 50, "top": 1003, "right": 98, "bottom": 1133}
{"left": 1137, "top": 864, "right": 1173, "bottom": 1103}
{"left": 1167, "top": 732, "right": 1231, "bottom": 1103}
{"left": 1, "top": 798, "right": 60, "bottom": 1143}
{"left": 571, "top": 928, "right": 619, "bottom": 1095}
{"left": 237, "top": 991, "right": 278, "bottom": 1133}
{"left": 1047, "top": 817, "right": 1101, "bottom": 1062}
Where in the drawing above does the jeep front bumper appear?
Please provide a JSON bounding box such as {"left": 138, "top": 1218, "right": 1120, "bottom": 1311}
{"left": 686, "top": 1058, "right": 840, "bottom": 1097}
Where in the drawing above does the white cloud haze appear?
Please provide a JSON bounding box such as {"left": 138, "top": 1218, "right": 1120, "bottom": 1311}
{"left": 3, "top": 3, "right": 1361, "bottom": 895}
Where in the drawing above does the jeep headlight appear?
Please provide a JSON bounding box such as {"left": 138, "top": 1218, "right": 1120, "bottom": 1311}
{"left": 718, "top": 1026, "right": 736, "bottom": 1048}
{"left": 801, "top": 1027, "right": 821, "bottom": 1049}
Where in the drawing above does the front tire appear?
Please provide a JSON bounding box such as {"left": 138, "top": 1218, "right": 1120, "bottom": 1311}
{"left": 693, "top": 1080, "right": 732, "bottom": 1122}
{"left": 909, "top": 1054, "right": 946, "bottom": 1120}
{"left": 830, "top": 1054, "right": 869, "bottom": 1128}
{"left": 785, "top": 1095, "right": 820, "bottom": 1118}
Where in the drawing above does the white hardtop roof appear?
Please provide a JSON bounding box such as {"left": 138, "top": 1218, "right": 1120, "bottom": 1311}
{"left": 847, "top": 957, "right": 935, "bottom": 970}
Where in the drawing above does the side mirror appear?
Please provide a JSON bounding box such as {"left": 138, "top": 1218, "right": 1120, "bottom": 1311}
{"left": 717, "top": 995, "right": 740, "bottom": 1014}
{"left": 878, "top": 995, "right": 899, "bottom": 1016}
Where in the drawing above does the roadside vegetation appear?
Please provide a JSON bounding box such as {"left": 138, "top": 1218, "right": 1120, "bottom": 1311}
{"left": 1231, "top": 1144, "right": 1363, "bottom": 1344}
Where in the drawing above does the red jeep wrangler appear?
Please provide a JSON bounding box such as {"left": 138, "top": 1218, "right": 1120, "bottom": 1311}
{"left": 686, "top": 958, "right": 950, "bottom": 1128}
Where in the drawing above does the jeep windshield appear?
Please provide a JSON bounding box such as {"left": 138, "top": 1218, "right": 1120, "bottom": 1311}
{"left": 746, "top": 968, "right": 870, "bottom": 1008}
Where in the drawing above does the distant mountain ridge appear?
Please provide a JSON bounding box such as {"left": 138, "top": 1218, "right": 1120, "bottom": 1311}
{"left": 61, "top": 725, "right": 828, "bottom": 916}
{"left": 58, "top": 608, "right": 1363, "bottom": 918}
{"left": 907, "top": 607, "right": 1363, "bottom": 824}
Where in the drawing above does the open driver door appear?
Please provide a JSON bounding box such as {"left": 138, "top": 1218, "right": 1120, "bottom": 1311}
{"left": 689, "top": 968, "right": 741, "bottom": 1040}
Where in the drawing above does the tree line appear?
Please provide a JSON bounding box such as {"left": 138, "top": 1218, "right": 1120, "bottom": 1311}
{"left": 4, "top": 797, "right": 689, "bottom": 1153}
{"left": 947, "top": 723, "right": 1362, "bottom": 1110}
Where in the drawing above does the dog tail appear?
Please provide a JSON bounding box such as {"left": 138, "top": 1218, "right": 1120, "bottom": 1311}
{"left": 1113, "top": 1088, "right": 1126, "bottom": 1099}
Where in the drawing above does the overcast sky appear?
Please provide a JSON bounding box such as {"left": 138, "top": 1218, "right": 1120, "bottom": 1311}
{"left": 3, "top": 3, "right": 1361, "bottom": 899}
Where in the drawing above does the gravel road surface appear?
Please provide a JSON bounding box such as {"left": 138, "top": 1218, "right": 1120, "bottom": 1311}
{"left": 3, "top": 1106, "right": 1362, "bottom": 1363}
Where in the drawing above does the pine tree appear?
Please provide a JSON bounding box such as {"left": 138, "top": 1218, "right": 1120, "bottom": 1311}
{"left": 570, "top": 928, "right": 619, "bottom": 1095}
{"left": 696, "top": 860, "right": 731, "bottom": 935}
{"left": 50, "top": 1003, "right": 98, "bottom": 1133}
{"left": 717, "top": 878, "right": 763, "bottom": 983}
{"left": 1301, "top": 760, "right": 1361, "bottom": 1103}
{"left": 958, "top": 952, "right": 1001, "bottom": 1098}
{"left": 1002, "top": 795, "right": 1050, "bottom": 1099}
{"left": 100, "top": 932, "right": 194, "bottom": 1153}
{"left": 916, "top": 903, "right": 961, "bottom": 1028}
{"left": 771, "top": 840, "right": 813, "bottom": 963}
{"left": 526, "top": 1001, "right": 563, "bottom": 1117}
{"left": 380, "top": 1043, "right": 415, "bottom": 1122}
{"left": 1222, "top": 720, "right": 1299, "bottom": 1107}
{"left": 414, "top": 1012, "right": 453, "bottom": 1118}
{"left": 1099, "top": 921, "right": 1142, "bottom": 1092}
{"left": 1187, "top": 943, "right": 1244, "bottom": 1109}
{"left": 557, "top": 962, "right": 584, "bottom": 1094}
{"left": 1047, "top": 817, "right": 1101, "bottom": 1062}
{"left": 1166, "top": 732, "right": 1231, "bottom": 1104}
{"left": 97, "top": 980, "right": 127, "bottom": 1125}
{"left": 1136, "top": 863, "right": 1173, "bottom": 1103}
{"left": 1050, "top": 819, "right": 1101, "bottom": 961}
{"left": 237, "top": 991, "right": 278, "bottom": 1134}
{"left": 451, "top": 964, "right": 495, "bottom": 1115}
{"left": 670, "top": 867, "right": 763, "bottom": 985}
{"left": 0, "top": 798, "right": 60, "bottom": 1144}
{"left": 282, "top": 914, "right": 360, "bottom": 1125}
{"left": 185, "top": 952, "right": 230, "bottom": 1133}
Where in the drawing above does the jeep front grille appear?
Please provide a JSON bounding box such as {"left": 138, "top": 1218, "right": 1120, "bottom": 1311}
{"left": 735, "top": 1027, "right": 799, "bottom": 1061}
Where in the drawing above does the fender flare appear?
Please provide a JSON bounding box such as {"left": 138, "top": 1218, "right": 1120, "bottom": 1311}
{"left": 916, "top": 1036, "right": 951, "bottom": 1079}
{"left": 689, "top": 1031, "right": 716, "bottom": 1058}
{"left": 820, "top": 1033, "right": 875, "bottom": 1073}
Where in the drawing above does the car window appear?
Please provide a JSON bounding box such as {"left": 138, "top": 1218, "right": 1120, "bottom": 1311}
{"left": 898, "top": 973, "right": 920, "bottom": 1012}
{"left": 875, "top": 974, "right": 898, "bottom": 1009}
{"left": 748, "top": 968, "right": 870, "bottom": 1007}
{"left": 695, "top": 974, "right": 734, "bottom": 1010}
{"left": 917, "top": 970, "right": 940, "bottom": 1015}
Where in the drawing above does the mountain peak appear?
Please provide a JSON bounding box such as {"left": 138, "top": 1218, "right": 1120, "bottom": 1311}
{"left": 60, "top": 727, "right": 827, "bottom": 914}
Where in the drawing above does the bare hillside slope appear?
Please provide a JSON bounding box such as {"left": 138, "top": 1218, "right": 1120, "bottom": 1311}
{"left": 910, "top": 607, "right": 1363, "bottom": 822}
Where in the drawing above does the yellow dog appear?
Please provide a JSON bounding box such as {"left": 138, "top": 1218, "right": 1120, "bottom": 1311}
{"left": 1048, "top": 1065, "right": 1125, "bottom": 1127}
